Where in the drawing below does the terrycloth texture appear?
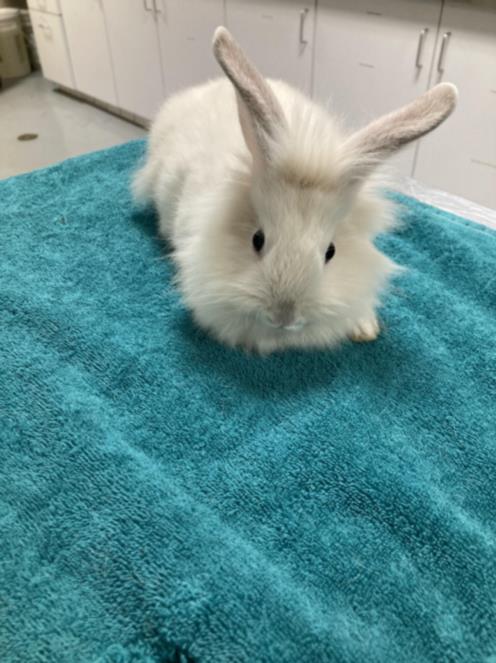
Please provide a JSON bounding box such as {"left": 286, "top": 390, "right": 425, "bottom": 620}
{"left": 1, "top": 140, "right": 495, "bottom": 663}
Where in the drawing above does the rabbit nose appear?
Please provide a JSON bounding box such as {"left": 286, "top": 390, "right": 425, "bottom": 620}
{"left": 264, "top": 302, "right": 306, "bottom": 331}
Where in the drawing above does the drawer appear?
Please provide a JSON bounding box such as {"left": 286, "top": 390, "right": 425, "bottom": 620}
{"left": 27, "top": 0, "right": 61, "bottom": 16}
{"left": 31, "top": 10, "right": 74, "bottom": 88}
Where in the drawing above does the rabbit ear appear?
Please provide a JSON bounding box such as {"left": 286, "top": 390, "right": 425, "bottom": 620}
{"left": 342, "top": 83, "right": 458, "bottom": 183}
{"left": 213, "top": 26, "right": 287, "bottom": 167}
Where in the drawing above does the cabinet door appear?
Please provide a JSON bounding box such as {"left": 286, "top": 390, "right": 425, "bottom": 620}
{"left": 414, "top": 2, "right": 496, "bottom": 208}
{"left": 313, "top": 0, "right": 442, "bottom": 177}
{"left": 225, "top": 0, "right": 315, "bottom": 94}
{"left": 60, "top": 0, "right": 117, "bottom": 106}
{"left": 102, "top": 0, "right": 164, "bottom": 120}
{"left": 156, "top": 0, "right": 224, "bottom": 96}
{"left": 30, "top": 9, "right": 75, "bottom": 88}
{"left": 27, "top": 0, "right": 61, "bottom": 15}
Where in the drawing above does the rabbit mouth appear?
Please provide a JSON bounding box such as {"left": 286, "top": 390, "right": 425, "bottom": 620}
{"left": 272, "top": 321, "right": 306, "bottom": 333}
{"left": 259, "top": 313, "right": 307, "bottom": 333}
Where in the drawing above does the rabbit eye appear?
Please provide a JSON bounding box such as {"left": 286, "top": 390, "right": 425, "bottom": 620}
{"left": 252, "top": 230, "right": 265, "bottom": 253}
{"left": 325, "top": 243, "right": 336, "bottom": 263}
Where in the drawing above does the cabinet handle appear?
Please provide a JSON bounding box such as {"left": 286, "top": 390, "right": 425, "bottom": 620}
{"left": 415, "top": 28, "right": 428, "bottom": 68}
{"left": 153, "top": 0, "right": 163, "bottom": 14}
{"left": 38, "top": 23, "right": 52, "bottom": 37}
{"left": 299, "top": 8, "right": 309, "bottom": 45}
{"left": 142, "top": 0, "right": 153, "bottom": 11}
{"left": 437, "top": 31, "right": 451, "bottom": 73}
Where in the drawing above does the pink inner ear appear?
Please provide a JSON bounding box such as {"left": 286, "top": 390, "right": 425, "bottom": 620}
{"left": 342, "top": 82, "right": 458, "bottom": 183}
{"left": 213, "top": 27, "right": 287, "bottom": 169}
{"left": 236, "top": 92, "right": 266, "bottom": 170}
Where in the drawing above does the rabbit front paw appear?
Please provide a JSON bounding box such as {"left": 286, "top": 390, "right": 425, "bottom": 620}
{"left": 349, "top": 316, "right": 380, "bottom": 343}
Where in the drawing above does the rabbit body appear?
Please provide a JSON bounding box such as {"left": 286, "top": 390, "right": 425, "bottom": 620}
{"left": 133, "top": 28, "right": 456, "bottom": 354}
{"left": 134, "top": 79, "right": 396, "bottom": 353}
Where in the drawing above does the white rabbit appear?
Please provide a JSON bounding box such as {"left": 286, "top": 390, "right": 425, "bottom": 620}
{"left": 133, "top": 27, "right": 457, "bottom": 354}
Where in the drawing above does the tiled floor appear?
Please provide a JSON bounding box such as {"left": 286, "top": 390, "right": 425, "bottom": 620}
{"left": 0, "top": 73, "right": 146, "bottom": 180}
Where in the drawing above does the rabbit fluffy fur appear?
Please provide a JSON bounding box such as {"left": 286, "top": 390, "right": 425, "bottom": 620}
{"left": 133, "top": 27, "right": 457, "bottom": 354}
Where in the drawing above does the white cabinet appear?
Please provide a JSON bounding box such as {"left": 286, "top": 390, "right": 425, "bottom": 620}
{"left": 30, "top": 9, "right": 74, "bottom": 88}
{"left": 60, "top": 0, "right": 117, "bottom": 106}
{"left": 27, "top": 0, "right": 61, "bottom": 15}
{"left": 28, "top": 0, "right": 495, "bottom": 207}
{"left": 102, "top": 0, "right": 164, "bottom": 120}
{"left": 414, "top": 1, "right": 496, "bottom": 209}
{"left": 156, "top": 0, "right": 225, "bottom": 96}
{"left": 313, "top": 0, "right": 442, "bottom": 177}
{"left": 225, "top": 0, "right": 315, "bottom": 94}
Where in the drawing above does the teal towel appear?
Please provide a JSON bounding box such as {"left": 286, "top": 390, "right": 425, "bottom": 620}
{"left": 1, "top": 140, "right": 495, "bottom": 663}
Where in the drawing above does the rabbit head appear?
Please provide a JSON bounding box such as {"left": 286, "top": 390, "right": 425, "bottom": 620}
{"left": 182, "top": 28, "right": 457, "bottom": 352}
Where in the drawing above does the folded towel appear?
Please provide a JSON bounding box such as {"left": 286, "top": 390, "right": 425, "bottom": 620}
{"left": 1, "top": 140, "right": 495, "bottom": 663}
